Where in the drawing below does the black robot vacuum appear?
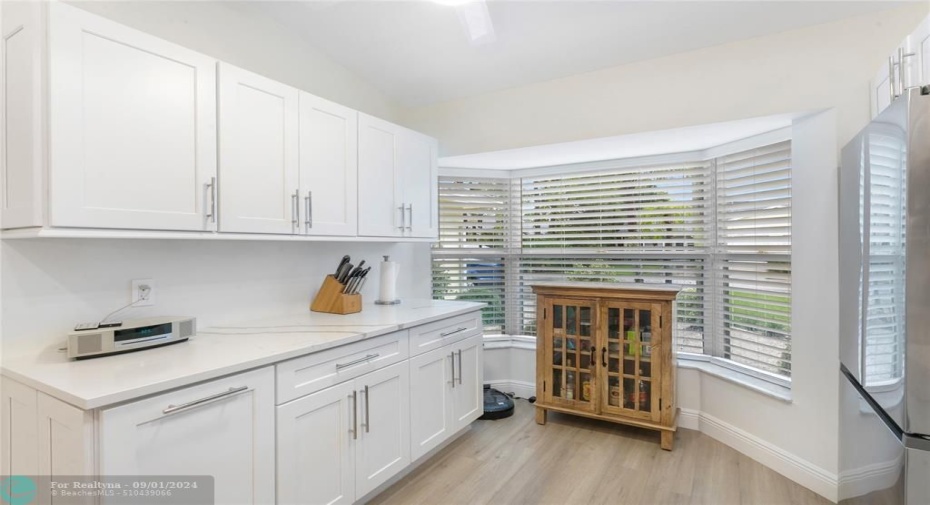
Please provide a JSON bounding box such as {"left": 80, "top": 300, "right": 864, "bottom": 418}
{"left": 480, "top": 385, "right": 515, "bottom": 420}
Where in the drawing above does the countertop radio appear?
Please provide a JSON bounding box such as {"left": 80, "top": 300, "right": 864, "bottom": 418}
{"left": 67, "top": 316, "right": 195, "bottom": 359}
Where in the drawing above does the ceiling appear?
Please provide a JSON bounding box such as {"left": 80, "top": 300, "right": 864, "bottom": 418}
{"left": 243, "top": 0, "right": 910, "bottom": 107}
{"left": 438, "top": 112, "right": 802, "bottom": 170}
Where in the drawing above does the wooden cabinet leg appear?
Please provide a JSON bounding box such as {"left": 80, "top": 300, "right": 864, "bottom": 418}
{"left": 535, "top": 407, "right": 547, "bottom": 425}
{"left": 660, "top": 430, "right": 674, "bottom": 451}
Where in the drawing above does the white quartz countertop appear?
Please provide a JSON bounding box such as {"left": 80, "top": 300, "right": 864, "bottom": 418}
{"left": 1, "top": 299, "right": 483, "bottom": 410}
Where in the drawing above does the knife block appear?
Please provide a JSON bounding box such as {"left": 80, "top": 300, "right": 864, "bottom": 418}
{"left": 311, "top": 275, "right": 362, "bottom": 314}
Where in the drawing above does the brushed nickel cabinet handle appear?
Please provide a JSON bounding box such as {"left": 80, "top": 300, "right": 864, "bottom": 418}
{"left": 450, "top": 352, "right": 456, "bottom": 389}
{"left": 305, "top": 191, "right": 313, "bottom": 231}
{"left": 457, "top": 349, "right": 463, "bottom": 385}
{"left": 335, "top": 353, "right": 380, "bottom": 370}
{"left": 162, "top": 386, "right": 248, "bottom": 416}
{"left": 364, "top": 385, "right": 370, "bottom": 433}
{"left": 890, "top": 56, "right": 898, "bottom": 102}
{"left": 406, "top": 203, "right": 413, "bottom": 231}
{"left": 440, "top": 327, "right": 468, "bottom": 337}
{"left": 351, "top": 391, "right": 358, "bottom": 440}
{"left": 291, "top": 190, "right": 300, "bottom": 230}
{"left": 205, "top": 177, "right": 217, "bottom": 223}
{"left": 899, "top": 47, "right": 916, "bottom": 96}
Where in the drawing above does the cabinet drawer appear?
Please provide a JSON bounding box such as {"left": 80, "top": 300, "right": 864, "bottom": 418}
{"left": 408, "top": 312, "right": 481, "bottom": 356}
{"left": 276, "top": 330, "right": 408, "bottom": 404}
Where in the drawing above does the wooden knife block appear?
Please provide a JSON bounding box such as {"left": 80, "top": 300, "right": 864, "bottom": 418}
{"left": 311, "top": 275, "right": 362, "bottom": 314}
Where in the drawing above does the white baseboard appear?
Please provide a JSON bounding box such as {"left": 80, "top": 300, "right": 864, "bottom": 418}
{"left": 682, "top": 408, "right": 838, "bottom": 502}
{"left": 485, "top": 380, "right": 536, "bottom": 400}
{"left": 837, "top": 456, "right": 902, "bottom": 501}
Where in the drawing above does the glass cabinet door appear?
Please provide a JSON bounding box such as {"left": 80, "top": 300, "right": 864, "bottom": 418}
{"left": 601, "top": 302, "right": 660, "bottom": 421}
{"left": 544, "top": 298, "right": 597, "bottom": 412}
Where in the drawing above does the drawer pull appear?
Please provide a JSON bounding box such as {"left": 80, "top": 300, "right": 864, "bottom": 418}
{"left": 335, "top": 353, "right": 380, "bottom": 370}
{"left": 440, "top": 327, "right": 468, "bottom": 338}
{"left": 162, "top": 386, "right": 249, "bottom": 415}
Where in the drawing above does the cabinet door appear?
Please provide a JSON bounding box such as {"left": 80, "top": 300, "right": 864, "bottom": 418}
{"left": 600, "top": 303, "right": 661, "bottom": 423}
{"left": 871, "top": 60, "right": 894, "bottom": 119}
{"left": 539, "top": 298, "right": 598, "bottom": 413}
{"left": 218, "top": 63, "right": 299, "bottom": 234}
{"left": 912, "top": 16, "right": 930, "bottom": 87}
{"left": 397, "top": 130, "right": 438, "bottom": 239}
{"left": 299, "top": 92, "right": 358, "bottom": 236}
{"left": 355, "top": 361, "right": 410, "bottom": 498}
{"left": 409, "top": 346, "right": 453, "bottom": 461}
{"left": 2, "top": 0, "right": 45, "bottom": 229}
{"left": 98, "top": 367, "right": 275, "bottom": 505}
{"left": 48, "top": 3, "right": 217, "bottom": 231}
{"left": 36, "top": 393, "right": 95, "bottom": 505}
{"left": 0, "top": 378, "right": 38, "bottom": 476}
{"left": 358, "top": 113, "right": 402, "bottom": 237}
{"left": 277, "top": 380, "right": 356, "bottom": 505}
{"left": 451, "top": 334, "right": 483, "bottom": 431}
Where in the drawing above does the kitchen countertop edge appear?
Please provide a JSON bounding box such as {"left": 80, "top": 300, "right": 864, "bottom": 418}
{"left": 1, "top": 301, "right": 484, "bottom": 410}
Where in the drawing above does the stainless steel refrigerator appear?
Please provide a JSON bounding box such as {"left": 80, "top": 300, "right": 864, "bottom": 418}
{"left": 839, "top": 85, "right": 930, "bottom": 504}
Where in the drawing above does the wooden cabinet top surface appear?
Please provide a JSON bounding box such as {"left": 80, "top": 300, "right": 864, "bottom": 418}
{"left": 531, "top": 282, "right": 681, "bottom": 301}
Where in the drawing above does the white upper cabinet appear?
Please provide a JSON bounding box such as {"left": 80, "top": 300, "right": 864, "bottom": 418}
{"left": 2, "top": 3, "right": 437, "bottom": 241}
{"left": 399, "top": 130, "right": 439, "bottom": 239}
{"left": 218, "top": 63, "right": 299, "bottom": 234}
{"left": 2, "top": 2, "right": 45, "bottom": 229}
{"left": 47, "top": 3, "right": 218, "bottom": 231}
{"left": 299, "top": 92, "right": 359, "bottom": 236}
{"left": 358, "top": 114, "right": 402, "bottom": 237}
{"left": 871, "top": 14, "right": 930, "bottom": 118}
{"left": 358, "top": 113, "right": 438, "bottom": 239}
{"left": 913, "top": 16, "right": 930, "bottom": 88}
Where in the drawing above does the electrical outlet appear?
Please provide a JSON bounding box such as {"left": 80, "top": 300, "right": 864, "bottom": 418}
{"left": 131, "top": 279, "right": 155, "bottom": 307}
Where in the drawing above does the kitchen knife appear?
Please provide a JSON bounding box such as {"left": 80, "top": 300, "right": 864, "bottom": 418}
{"left": 336, "top": 262, "right": 353, "bottom": 284}
{"left": 334, "top": 255, "right": 350, "bottom": 276}
{"left": 347, "top": 260, "right": 366, "bottom": 279}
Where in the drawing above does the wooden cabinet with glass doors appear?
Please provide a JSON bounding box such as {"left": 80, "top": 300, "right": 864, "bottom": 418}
{"left": 532, "top": 283, "right": 680, "bottom": 450}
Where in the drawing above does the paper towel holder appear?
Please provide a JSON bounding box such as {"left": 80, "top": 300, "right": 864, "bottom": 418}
{"left": 375, "top": 255, "right": 401, "bottom": 305}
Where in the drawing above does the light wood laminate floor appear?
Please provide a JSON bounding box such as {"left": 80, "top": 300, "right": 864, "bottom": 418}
{"left": 370, "top": 400, "right": 830, "bottom": 505}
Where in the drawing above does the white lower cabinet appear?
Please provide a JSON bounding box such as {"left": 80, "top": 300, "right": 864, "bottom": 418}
{"left": 0, "top": 310, "right": 482, "bottom": 505}
{"left": 277, "top": 361, "right": 410, "bottom": 504}
{"left": 409, "top": 333, "right": 483, "bottom": 461}
{"left": 98, "top": 367, "right": 276, "bottom": 505}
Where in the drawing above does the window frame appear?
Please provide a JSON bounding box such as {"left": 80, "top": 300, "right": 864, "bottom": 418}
{"left": 432, "top": 130, "right": 793, "bottom": 388}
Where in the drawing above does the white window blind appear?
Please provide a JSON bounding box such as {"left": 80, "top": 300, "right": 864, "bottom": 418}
{"left": 432, "top": 138, "right": 793, "bottom": 381}
{"left": 864, "top": 131, "right": 906, "bottom": 385}
{"left": 714, "top": 141, "right": 792, "bottom": 378}
{"left": 521, "top": 163, "right": 710, "bottom": 252}
{"left": 432, "top": 177, "right": 513, "bottom": 332}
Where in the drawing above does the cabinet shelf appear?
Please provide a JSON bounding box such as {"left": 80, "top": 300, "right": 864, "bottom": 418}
{"left": 533, "top": 284, "right": 680, "bottom": 451}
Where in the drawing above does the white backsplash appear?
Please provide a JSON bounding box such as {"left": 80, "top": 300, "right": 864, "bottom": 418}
{"left": 0, "top": 238, "right": 432, "bottom": 343}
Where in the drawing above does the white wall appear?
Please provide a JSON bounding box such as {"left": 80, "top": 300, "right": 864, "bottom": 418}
{"left": 67, "top": 1, "right": 402, "bottom": 122}
{"left": 1, "top": 239, "right": 431, "bottom": 344}
{"left": 400, "top": 4, "right": 928, "bottom": 157}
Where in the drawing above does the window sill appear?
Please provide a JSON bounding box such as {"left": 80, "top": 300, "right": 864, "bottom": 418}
{"left": 483, "top": 334, "right": 794, "bottom": 403}
{"left": 677, "top": 357, "right": 793, "bottom": 403}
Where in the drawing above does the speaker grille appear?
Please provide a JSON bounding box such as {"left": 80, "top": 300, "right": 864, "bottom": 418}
{"left": 77, "top": 334, "right": 103, "bottom": 354}
{"left": 179, "top": 319, "right": 195, "bottom": 338}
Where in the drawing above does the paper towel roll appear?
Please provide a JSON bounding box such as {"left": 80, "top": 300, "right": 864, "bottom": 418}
{"left": 378, "top": 256, "right": 399, "bottom": 303}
